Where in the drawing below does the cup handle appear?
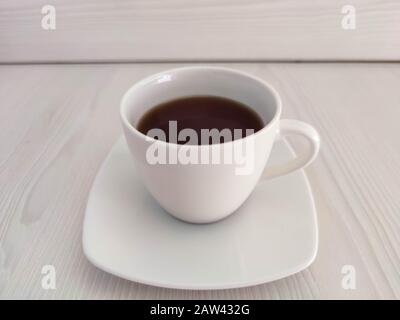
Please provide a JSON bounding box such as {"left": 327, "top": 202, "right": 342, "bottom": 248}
{"left": 263, "top": 119, "right": 320, "bottom": 179}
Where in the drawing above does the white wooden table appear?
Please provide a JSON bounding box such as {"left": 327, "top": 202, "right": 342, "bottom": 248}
{"left": 0, "top": 63, "right": 399, "bottom": 299}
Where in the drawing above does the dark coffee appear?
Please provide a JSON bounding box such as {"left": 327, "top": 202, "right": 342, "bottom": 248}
{"left": 137, "top": 96, "right": 264, "bottom": 145}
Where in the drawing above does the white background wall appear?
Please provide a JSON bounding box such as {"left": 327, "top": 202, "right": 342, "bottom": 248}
{"left": 1, "top": 0, "right": 399, "bottom": 62}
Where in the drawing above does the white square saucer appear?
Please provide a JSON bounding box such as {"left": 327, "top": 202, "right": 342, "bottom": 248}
{"left": 83, "top": 137, "right": 318, "bottom": 290}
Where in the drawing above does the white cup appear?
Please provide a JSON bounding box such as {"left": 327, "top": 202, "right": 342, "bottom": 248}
{"left": 120, "top": 66, "right": 320, "bottom": 223}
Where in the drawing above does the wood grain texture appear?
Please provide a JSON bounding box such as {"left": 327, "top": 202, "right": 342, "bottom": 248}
{"left": 0, "top": 63, "right": 399, "bottom": 299}
{"left": 1, "top": 0, "right": 400, "bottom": 63}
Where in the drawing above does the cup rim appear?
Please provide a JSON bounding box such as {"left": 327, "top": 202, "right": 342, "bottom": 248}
{"left": 120, "top": 66, "right": 282, "bottom": 149}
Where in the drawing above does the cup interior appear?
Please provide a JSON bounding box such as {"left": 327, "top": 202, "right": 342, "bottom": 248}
{"left": 121, "top": 67, "right": 281, "bottom": 136}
